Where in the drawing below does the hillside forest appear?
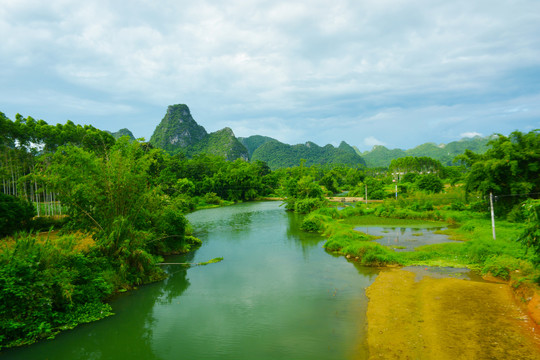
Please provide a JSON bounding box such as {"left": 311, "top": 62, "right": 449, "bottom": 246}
{"left": 0, "top": 110, "right": 539, "bottom": 350}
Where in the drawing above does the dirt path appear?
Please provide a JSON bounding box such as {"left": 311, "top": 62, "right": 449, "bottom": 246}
{"left": 365, "top": 269, "right": 540, "bottom": 360}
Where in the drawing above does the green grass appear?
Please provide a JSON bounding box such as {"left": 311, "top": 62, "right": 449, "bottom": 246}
{"left": 307, "top": 203, "right": 540, "bottom": 283}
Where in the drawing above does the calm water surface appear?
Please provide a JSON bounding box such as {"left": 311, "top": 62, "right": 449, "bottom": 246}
{"left": 354, "top": 225, "right": 451, "bottom": 251}
{"left": 4, "top": 201, "right": 379, "bottom": 360}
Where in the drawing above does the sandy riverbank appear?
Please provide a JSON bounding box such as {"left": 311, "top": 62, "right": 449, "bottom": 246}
{"left": 365, "top": 269, "right": 540, "bottom": 359}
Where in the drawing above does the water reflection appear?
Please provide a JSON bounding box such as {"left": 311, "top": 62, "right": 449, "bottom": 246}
{"left": 285, "top": 210, "right": 325, "bottom": 262}
{"left": 3, "top": 254, "right": 193, "bottom": 360}
{"left": 6, "top": 202, "right": 380, "bottom": 360}
{"left": 354, "top": 226, "right": 451, "bottom": 251}
{"left": 157, "top": 252, "right": 194, "bottom": 305}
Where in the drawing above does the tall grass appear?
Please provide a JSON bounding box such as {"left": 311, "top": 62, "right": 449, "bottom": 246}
{"left": 302, "top": 198, "right": 540, "bottom": 282}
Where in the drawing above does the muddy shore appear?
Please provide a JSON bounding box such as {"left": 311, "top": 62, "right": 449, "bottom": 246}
{"left": 365, "top": 269, "right": 540, "bottom": 359}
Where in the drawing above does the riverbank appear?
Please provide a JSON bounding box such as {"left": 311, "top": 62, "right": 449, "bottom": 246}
{"left": 365, "top": 268, "right": 540, "bottom": 359}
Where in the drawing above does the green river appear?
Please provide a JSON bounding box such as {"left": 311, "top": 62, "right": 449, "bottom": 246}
{"left": 4, "top": 201, "right": 380, "bottom": 359}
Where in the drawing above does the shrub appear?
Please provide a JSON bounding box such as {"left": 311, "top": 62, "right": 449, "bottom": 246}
{"left": 469, "top": 199, "right": 489, "bottom": 213}
{"left": 451, "top": 202, "right": 466, "bottom": 211}
{"left": 301, "top": 216, "right": 324, "bottom": 232}
{"left": 203, "top": 192, "right": 221, "bottom": 205}
{"left": 415, "top": 174, "right": 443, "bottom": 193}
{"left": 481, "top": 255, "right": 533, "bottom": 280}
{"left": 0, "top": 193, "right": 36, "bottom": 237}
{"left": 294, "top": 198, "right": 325, "bottom": 214}
{"left": 0, "top": 237, "right": 114, "bottom": 349}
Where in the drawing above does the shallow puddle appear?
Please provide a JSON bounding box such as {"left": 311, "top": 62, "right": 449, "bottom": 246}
{"left": 353, "top": 226, "right": 453, "bottom": 251}
{"left": 401, "top": 265, "right": 485, "bottom": 282}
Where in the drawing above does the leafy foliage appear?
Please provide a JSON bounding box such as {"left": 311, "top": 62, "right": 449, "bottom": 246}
{"left": 0, "top": 236, "right": 114, "bottom": 348}
{"left": 414, "top": 174, "right": 444, "bottom": 193}
{"left": 362, "top": 136, "right": 491, "bottom": 167}
{"left": 186, "top": 127, "right": 248, "bottom": 161}
{"left": 149, "top": 104, "right": 208, "bottom": 152}
{"left": 109, "top": 128, "right": 136, "bottom": 141}
{"left": 149, "top": 104, "right": 249, "bottom": 160}
{"left": 389, "top": 156, "right": 443, "bottom": 175}
{"left": 458, "top": 130, "right": 540, "bottom": 212}
{"left": 251, "top": 139, "right": 366, "bottom": 170}
{"left": 518, "top": 199, "right": 540, "bottom": 265}
{"left": 0, "top": 193, "right": 35, "bottom": 237}
{"left": 238, "top": 135, "right": 276, "bottom": 157}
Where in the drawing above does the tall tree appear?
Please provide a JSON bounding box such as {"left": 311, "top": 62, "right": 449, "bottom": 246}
{"left": 457, "top": 130, "right": 540, "bottom": 211}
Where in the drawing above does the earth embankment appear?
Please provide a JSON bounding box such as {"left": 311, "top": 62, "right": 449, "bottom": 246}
{"left": 366, "top": 269, "right": 540, "bottom": 360}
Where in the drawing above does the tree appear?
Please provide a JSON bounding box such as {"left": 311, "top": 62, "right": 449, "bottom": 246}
{"left": 458, "top": 130, "right": 540, "bottom": 211}
{"left": 0, "top": 192, "right": 36, "bottom": 237}
{"left": 415, "top": 174, "right": 444, "bottom": 193}
{"left": 389, "top": 156, "right": 442, "bottom": 176}
{"left": 518, "top": 199, "right": 540, "bottom": 266}
{"left": 364, "top": 177, "right": 386, "bottom": 200}
{"left": 37, "top": 138, "right": 189, "bottom": 283}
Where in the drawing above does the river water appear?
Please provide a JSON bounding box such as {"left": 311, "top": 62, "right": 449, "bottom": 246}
{"left": 3, "top": 201, "right": 380, "bottom": 360}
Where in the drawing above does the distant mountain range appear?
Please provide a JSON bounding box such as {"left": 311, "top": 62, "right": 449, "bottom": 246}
{"left": 108, "top": 104, "right": 493, "bottom": 168}
{"left": 239, "top": 137, "right": 365, "bottom": 170}
{"left": 357, "top": 136, "right": 492, "bottom": 167}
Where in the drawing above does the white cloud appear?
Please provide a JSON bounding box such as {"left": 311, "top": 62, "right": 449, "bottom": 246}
{"left": 460, "top": 132, "right": 483, "bottom": 138}
{"left": 363, "top": 136, "right": 387, "bottom": 148}
{"left": 1, "top": 0, "right": 539, "bottom": 148}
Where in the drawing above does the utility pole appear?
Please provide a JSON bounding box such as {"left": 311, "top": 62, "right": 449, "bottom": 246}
{"left": 490, "top": 192, "right": 496, "bottom": 240}
{"left": 365, "top": 184, "right": 368, "bottom": 205}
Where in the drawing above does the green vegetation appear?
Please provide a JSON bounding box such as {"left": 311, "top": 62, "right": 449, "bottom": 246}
{"left": 518, "top": 199, "right": 540, "bottom": 266}
{"left": 108, "top": 128, "right": 136, "bottom": 141}
{"left": 458, "top": 130, "right": 540, "bottom": 214}
{"left": 1, "top": 106, "right": 538, "bottom": 350}
{"left": 302, "top": 198, "right": 539, "bottom": 284}
{"left": 389, "top": 156, "right": 443, "bottom": 175}
{"left": 0, "top": 193, "right": 35, "bottom": 237}
{"left": 0, "top": 109, "right": 276, "bottom": 348}
{"left": 149, "top": 104, "right": 249, "bottom": 160}
{"left": 1, "top": 235, "right": 114, "bottom": 347}
{"left": 251, "top": 139, "right": 366, "bottom": 170}
{"left": 186, "top": 127, "right": 248, "bottom": 160}
{"left": 361, "top": 136, "right": 491, "bottom": 167}
{"left": 149, "top": 104, "right": 208, "bottom": 152}
{"left": 297, "top": 130, "right": 540, "bottom": 286}
{"left": 238, "top": 135, "right": 276, "bottom": 158}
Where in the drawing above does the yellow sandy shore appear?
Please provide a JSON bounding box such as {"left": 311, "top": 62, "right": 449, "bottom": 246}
{"left": 365, "top": 269, "right": 540, "bottom": 360}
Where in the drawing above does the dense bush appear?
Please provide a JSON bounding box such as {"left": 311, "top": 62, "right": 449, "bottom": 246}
{"left": 0, "top": 237, "right": 114, "bottom": 349}
{"left": 414, "top": 174, "right": 443, "bottom": 193}
{"left": 203, "top": 192, "right": 221, "bottom": 205}
{"left": 294, "top": 198, "right": 326, "bottom": 214}
{"left": 481, "top": 255, "right": 533, "bottom": 280}
{"left": 0, "top": 193, "right": 36, "bottom": 237}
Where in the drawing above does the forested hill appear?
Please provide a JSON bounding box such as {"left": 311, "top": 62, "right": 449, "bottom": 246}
{"left": 250, "top": 139, "right": 366, "bottom": 170}
{"left": 358, "top": 136, "right": 492, "bottom": 167}
{"left": 107, "top": 128, "right": 136, "bottom": 140}
{"left": 149, "top": 104, "right": 248, "bottom": 160}
{"left": 186, "top": 127, "right": 249, "bottom": 161}
{"left": 115, "top": 104, "right": 491, "bottom": 167}
{"left": 238, "top": 135, "right": 276, "bottom": 158}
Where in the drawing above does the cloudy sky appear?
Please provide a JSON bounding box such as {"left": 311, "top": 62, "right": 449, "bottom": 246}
{"left": 1, "top": 0, "right": 539, "bottom": 151}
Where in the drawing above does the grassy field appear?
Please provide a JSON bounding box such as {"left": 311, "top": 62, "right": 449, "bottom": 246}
{"left": 302, "top": 200, "right": 539, "bottom": 284}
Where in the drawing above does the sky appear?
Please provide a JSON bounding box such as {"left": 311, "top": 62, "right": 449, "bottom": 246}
{"left": 1, "top": 0, "right": 539, "bottom": 152}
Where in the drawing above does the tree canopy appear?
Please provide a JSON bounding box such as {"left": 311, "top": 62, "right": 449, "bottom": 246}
{"left": 458, "top": 130, "right": 540, "bottom": 210}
